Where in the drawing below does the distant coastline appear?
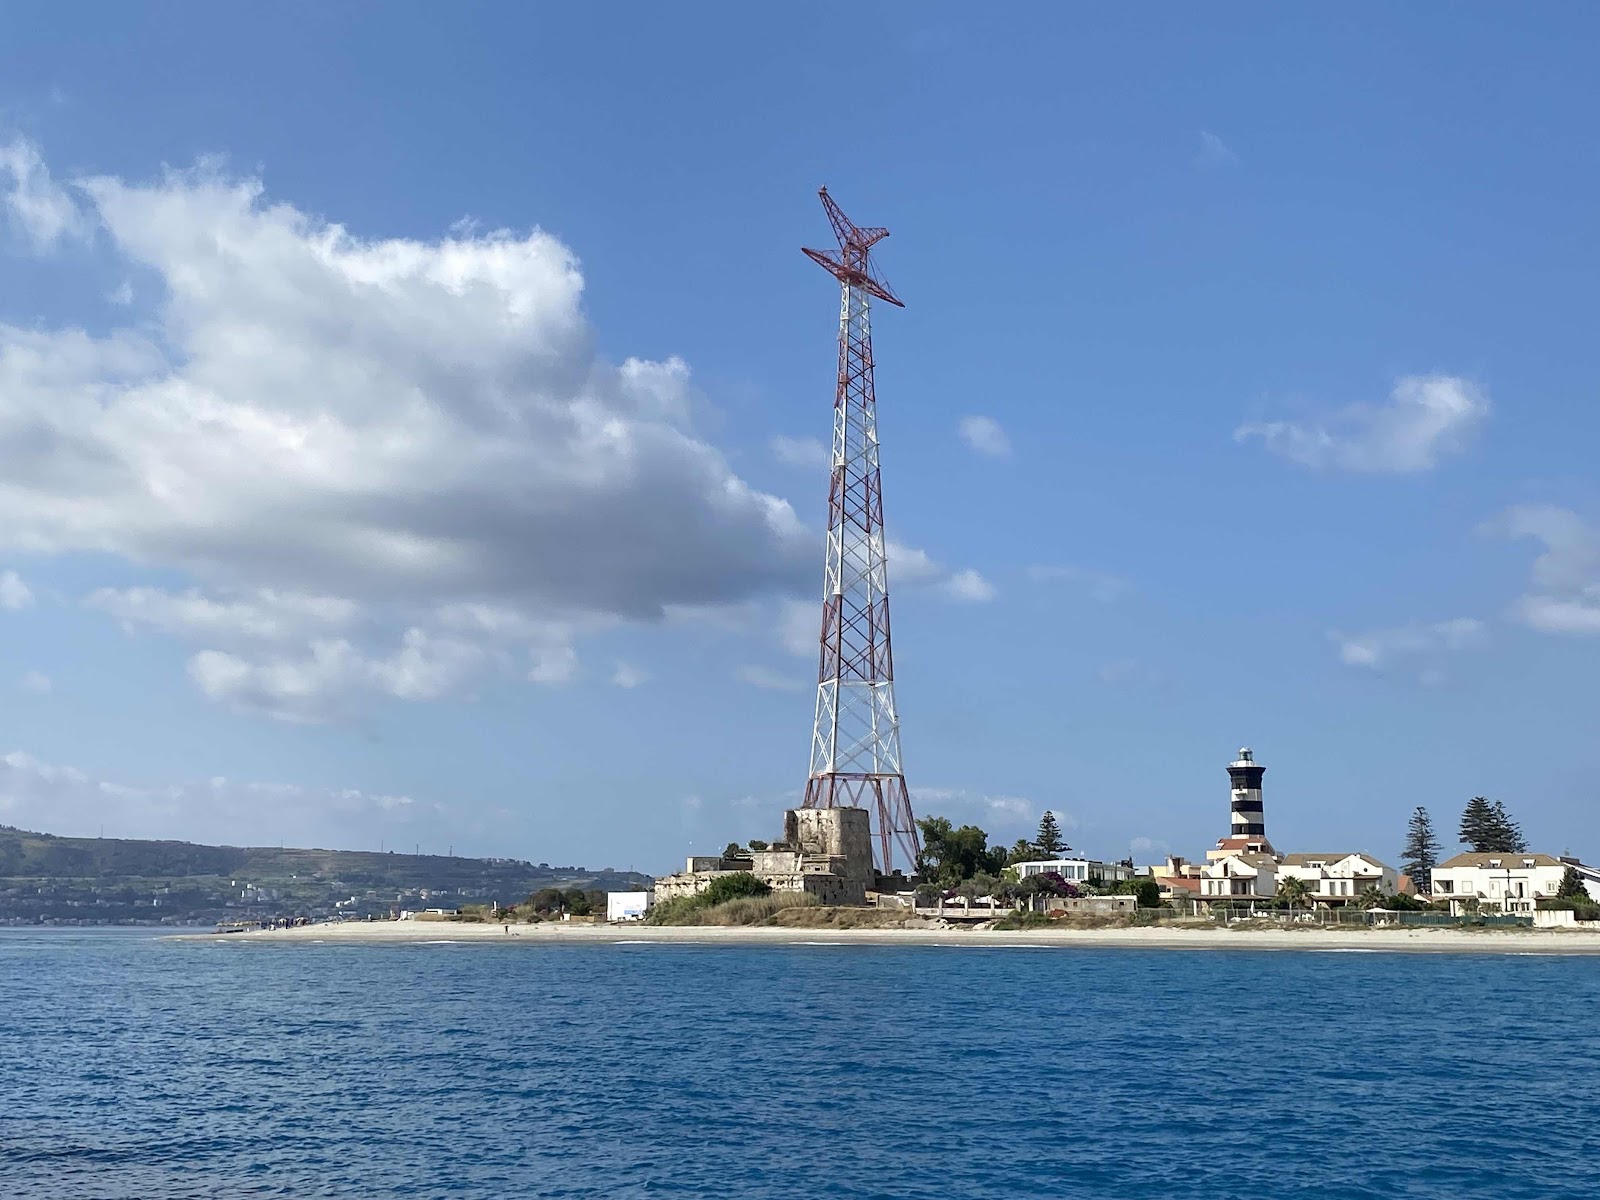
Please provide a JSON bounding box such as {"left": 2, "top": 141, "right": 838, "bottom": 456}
{"left": 180, "top": 920, "right": 1600, "bottom": 954}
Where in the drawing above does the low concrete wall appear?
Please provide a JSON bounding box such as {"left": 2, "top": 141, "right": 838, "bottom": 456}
{"left": 1045, "top": 895, "right": 1137, "bottom": 915}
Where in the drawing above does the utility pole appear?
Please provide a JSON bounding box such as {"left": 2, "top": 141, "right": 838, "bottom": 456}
{"left": 799, "top": 187, "right": 920, "bottom": 874}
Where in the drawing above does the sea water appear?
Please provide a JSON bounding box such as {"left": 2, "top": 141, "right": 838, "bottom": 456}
{"left": 3, "top": 929, "right": 1597, "bottom": 1199}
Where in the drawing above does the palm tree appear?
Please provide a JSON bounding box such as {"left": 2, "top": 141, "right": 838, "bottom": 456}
{"left": 1276, "top": 876, "right": 1313, "bottom": 911}
{"left": 1357, "top": 885, "right": 1387, "bottom": 910}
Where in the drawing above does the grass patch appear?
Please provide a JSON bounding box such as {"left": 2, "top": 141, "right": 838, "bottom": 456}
{"left": 646, "top": 891, "right": 821, "bottom": 926}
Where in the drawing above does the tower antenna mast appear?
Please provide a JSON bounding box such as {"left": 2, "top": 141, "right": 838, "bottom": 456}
{"left": 800, "top": 187, "right": 919, "bottom": 873}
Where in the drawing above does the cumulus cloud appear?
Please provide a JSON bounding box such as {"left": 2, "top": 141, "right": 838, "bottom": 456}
{"left": 87, "top": 586, "right": 357, "bottom": 642}
{"left": 1333, "top": 618, "right": 1486, "bottom": 670}
{"left": 1489, "top": 505, "right": 1600, "bottom": 634}
{"left": 770, "top": 435, "right": 829, "bottom": 469}
{"left": 943, "top": 568, "right": 997, "bottom": 603}
{"left": 188, "top": 629, "right": 483, "bottom": 723}
{"left": 0, "top": 569, "right": 32, "bottom": 611}
{"left": 0, "top": 748, "right": 446, "bottom": 849}
{"left": 1235, "top": 374, "right": 1488, "bottom": 472}
{"left": 0, "top": 140, "right": 829, "bottom": 717}
{"left": 958, "top": 415, "right": 1011, "bottom": 458}
{"left": 610, "top": 661, "right": 648, "bottom": 689}
{"left": 0, "top": 138, "right": 86, "bottom": 249}
{"left": 19, "top": 670, "right": 51, "bottom": 694}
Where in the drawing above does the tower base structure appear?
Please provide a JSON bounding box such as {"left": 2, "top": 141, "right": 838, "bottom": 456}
{"left": 653, "top": 807, "right": 874, "bottom": 908}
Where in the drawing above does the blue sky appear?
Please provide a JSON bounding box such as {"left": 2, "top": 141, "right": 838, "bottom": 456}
{"left": 3, "top": 4, "right": 1600, "bottom": 872}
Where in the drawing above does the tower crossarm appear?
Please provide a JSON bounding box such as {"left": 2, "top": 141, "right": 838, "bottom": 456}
{"left": 802, "top": 187, "right": 905, "bottom": 308}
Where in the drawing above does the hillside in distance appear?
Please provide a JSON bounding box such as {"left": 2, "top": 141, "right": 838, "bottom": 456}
{"left": 0, "top": 825, "right": 654, "bottom": 926}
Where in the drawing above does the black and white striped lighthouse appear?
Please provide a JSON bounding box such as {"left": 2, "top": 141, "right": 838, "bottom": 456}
{"left": 1227, "top": 748, "right": 1266, "bottom": 840}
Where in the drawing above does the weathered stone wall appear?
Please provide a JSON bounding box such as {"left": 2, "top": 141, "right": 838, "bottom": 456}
{"left": 783, "top": 807, "right": 874, "bottom": 885}
{"left": 655, "top": 807, "right": 875, "bottom": 909}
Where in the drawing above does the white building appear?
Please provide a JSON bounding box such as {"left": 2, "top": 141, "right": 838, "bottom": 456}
{"left": 1199, "top": 852, "right": 1278, "bottom": 901}
{"left": 1012, "top": 858, "right": 1137, "bottom": 885}
{"left": 1278, "top": 853, "right": 1399, "bottom": 905}
{"left": 1431, "top": 852, "right": 1570, "bottom": 916}
{"left": 606, "top": 891, "right": 653, "bottom": 922}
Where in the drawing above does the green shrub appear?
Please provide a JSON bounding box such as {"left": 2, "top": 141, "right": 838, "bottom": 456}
{"left": 643, "top": 896, "right": 704, "bottom": 926}
{"left": 701, "top": 872, "right": 772, "bottom": 906}
{"left": 645, "top": 890, "right": 815, "bottom": 926}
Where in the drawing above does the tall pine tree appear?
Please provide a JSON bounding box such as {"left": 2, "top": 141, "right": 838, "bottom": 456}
{"left": 1400, "top": 806, "right": 1440, "bottom": 891}
{"left": 1035, "top": 811, "right": 1066, "bottom": 856}
{"left": 1459, "top": 796, "right": 1497, "bottom": 852}
{"left": 1488, "top": 800, "right": 1528, "bottom": 853}
{"left": 1460, "top": 796, "right": 1529, "bottom": 853}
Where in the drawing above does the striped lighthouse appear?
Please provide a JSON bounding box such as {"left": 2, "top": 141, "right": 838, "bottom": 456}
{"left": 1228, "top": 748, "right": 1266, "bottom": 840}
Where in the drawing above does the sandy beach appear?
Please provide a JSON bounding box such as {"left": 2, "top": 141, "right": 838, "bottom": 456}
{"left": 183, "top": 920, "right": 1600, "bottom": 954}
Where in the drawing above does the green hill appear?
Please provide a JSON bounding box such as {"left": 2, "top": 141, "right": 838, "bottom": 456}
{"left": 0, "top": 825, "right": 653, "bottom": 925}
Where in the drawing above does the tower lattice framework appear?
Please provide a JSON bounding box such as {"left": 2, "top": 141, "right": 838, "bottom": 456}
{"left": 800, "top": 187, "right": 920, "bottom": 874}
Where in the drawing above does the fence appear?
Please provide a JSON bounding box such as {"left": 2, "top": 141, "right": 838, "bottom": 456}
{"left": 1202, "top": 904, "right": 1532, "bottom": 928}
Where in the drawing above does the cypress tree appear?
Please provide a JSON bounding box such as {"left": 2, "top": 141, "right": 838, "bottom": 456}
{"left": 1400, "top": 806, "right": 1440, "bottom": 891}
{"left": 1035, "top": 810, "right": 1066, "bottom": 857}
{"left": 1557, "top": 866, "right": 1587, "bottom": 900}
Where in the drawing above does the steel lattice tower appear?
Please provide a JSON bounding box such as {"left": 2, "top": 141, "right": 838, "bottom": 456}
{"left": 799, "top": 187, "right": 920, "bottom": 874}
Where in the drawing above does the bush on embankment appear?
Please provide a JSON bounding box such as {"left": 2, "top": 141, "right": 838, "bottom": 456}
{"left": 646, "top": 888, "right": 820, "bottom": 926}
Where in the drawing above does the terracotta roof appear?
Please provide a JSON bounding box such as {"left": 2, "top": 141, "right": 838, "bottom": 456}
{"left": 1436, "top": 852, "right": 1564, "bottom": 870}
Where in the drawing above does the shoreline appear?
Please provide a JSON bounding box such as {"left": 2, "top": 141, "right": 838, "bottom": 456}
{"left": 176, "top": 921, "right": 1600, "bottom": 954}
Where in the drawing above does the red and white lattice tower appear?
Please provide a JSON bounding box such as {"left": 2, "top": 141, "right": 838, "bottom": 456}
{"left": 800, "top": 187, "right": 920, "bottom": 874}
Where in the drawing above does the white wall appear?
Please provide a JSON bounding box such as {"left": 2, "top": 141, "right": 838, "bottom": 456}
{"left": 607, "top": 891, "right": 653, "bottom": 921}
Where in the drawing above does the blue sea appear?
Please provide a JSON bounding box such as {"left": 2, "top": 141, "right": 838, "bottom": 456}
{"left": 3, "top": 930, "right": 1597, "bottom": 1199}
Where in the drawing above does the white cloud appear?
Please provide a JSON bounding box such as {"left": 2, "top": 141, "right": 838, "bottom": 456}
{"left": 1026, "top": 564, "right": 1129, "bottom": 603}
{"left": 1235, "top": 374, "right": 1488, "bottom": 472}
{"left": 1334, "top": 618, "right": 1486, "bottom": 670}
{"left": 771, "top": 435, "right": 829, "bottom": 469}
{"left": 912, "top": 786, "right": 1053, "bottom": 840}
{"left": 610, "top": 660, "right": 648, "bottom": 689}
{"left": 87, "top": 586, "right": 357, "bottom": 642}
{"left": 188, "top": 629, "right": 483, "bottom": 723}
{"left": 0, "top": 138, "right": 87, "bottom": 250}
{"left": 0, "top": 141, "right": 822, "bottom": 716}
{"left": 0, "top": 569, "right": 32, "bottom": 611}
{"left": 885, "top": 540, "right": 942, "bottom": 586}
{"left": 943, "top": 568, "right": 996, "bottom": 603}
{"left": 1196, "top": 130, "right": 1239, "bottom": 168}
{"left": 778, "top": 598, "right": 818, "bottom": 658}
{"left": 737, "top": 664, "right": 807, "bottom": 692}
{"left": 778, "top": 544, "right": 986, "bottom": 651}
{"left": 0, "top": 748, "right": 445, "bottom": 849}
{"left": 19, "top": 670, "right": 51, "bottom": 694}
{"left": 1489, "top": 505, "right": 1600, "bottom": 635}
{"left": 958, "top": 415, "right": 1010, "bottom": 458}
